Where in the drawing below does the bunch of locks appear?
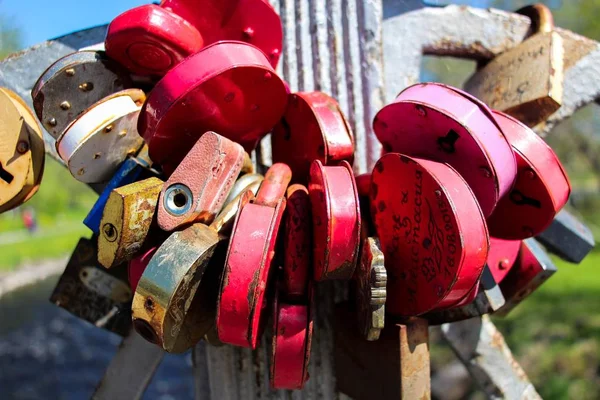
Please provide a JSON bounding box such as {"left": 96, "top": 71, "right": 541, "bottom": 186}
{"left": 0, "top": 0, "right": 587, "bottom": 392}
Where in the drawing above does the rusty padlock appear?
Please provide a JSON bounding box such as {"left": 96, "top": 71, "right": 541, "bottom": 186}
{"left": 272, "top": 92, "right": 354, "bottom": 182}
{"left": 98, "top": 177, "right": 165, "bottom": 269}
{"left": 138, "top": 41, "right": 288, "bottom": 173}
{"left": 464, "top": 4, "right": 563, "bottom": 128}
{"left": 373, "top": 82, "right": 517, "bottom": 217}
{"left": 32, "top": 51, "right": 132, "bottom": 139}
{"left": 157, "top": 132, "right": 249, "bottom": 231}
{"left": 486, "top": 237, "right": 521, "bottom": 285}
{"left": 371, "top": 154, "right": 489, "bottom": 316}
{"left": 132, "top": 179, "right": 262, "bottom": 353}
{"left": 309, "top": 160, "right": 361, "bottom": 281}
{"left": 487, "top": 111, "right": 571, "bottom": 239}
{"left": 50, "top": 237, "right": 132, "bottom": 336}
{"left": 283, "top": 184, "right": 312, "bottom": 298}
{"left": 56, "top": 89, "right": 146, "bottom": 183}
{"left": 217, "top": 163, "right": 292, "bottom": 348}
{"left": 0, "top": 88, "right": 45, "bottom": 213}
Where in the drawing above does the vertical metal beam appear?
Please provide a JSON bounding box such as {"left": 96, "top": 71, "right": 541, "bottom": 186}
{"left": 399, "top": 319, "right": 431, "bottom": 400}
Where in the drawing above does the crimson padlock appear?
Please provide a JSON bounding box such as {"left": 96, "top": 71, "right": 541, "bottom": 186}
{"left": 138, "top": 41, "right": 288, "bottom": 173}
{"left": 217, "top": 163, "right": 292, "bottom": 348}
{"left": 487, "top": 111, "right": 571, "bottom": 239}
{"left": 128, "top": 246, "right": 158, "bottom": 292}
{"left": 56, "top": 89, "right": 146, "bottom": 183}
{"left": 157, "top": 132, "right": 249, "bottom": 231}
{"left": 355, "top": 173, "right": 376, "bottom": 237}
{"left": 272, "top": 92, "right": 354, "bottom": 182}
{"left": 32, "top": 51, "right": 132, "bottom": 139}
{"left": 373, "top": 82, "right": 517, "bottom": 217}
{"left": 371, "top": 153, "right": 489, "bottom": 316}
{"left": 486, "top": 237, "right": 521, "bottom": 284}
{"left": 309, "top": 160, "right": 361, "bottom": 281}
{"left": 283, "top": 184, "right": 312, "bottom": 298}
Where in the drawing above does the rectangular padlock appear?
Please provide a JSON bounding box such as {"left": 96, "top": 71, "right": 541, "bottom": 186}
{"left": 535, "top": 209, "right": 595, "bottom": 264}
{"left": 50, "top": 237, "right": 132, "bottom": 336}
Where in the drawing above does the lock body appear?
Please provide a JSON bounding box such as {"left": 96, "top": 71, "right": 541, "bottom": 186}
{"left": 283, "top": 184, "right": 312, "bottom": 298}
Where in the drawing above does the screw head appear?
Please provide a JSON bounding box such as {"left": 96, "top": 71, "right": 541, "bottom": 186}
{"left": 16, "top": 141, "right": 29, "bottom": 154}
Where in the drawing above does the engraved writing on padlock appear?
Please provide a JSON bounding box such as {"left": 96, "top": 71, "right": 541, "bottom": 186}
{"left": 486, "top": 237, "right": 521, "bottom": 285}
{"left": 373, "top": 82, "right": 517, "bottom": 217}
{"left": 464, "top": 4, "right": 564, "bottom": 128}
{"left": 56, "top": 89, "right": 146, "bottom": 183}
{"left": 370, "top": 154, "right": 489, "bottom": 316}
{"left": 32, "top": 51, "right": 132, "bottom": 139}
{"left": 138, "top": 41, "right": 288, "bottom": 172}
{"left": 309, "top": 160, "right": 361, "bottom": 281}
{"left": 536, "top": 210, "right": 595, "bottom": 264}
{"left": 157, "top": 132, "right": 247, "bottom": 231}
{"left": 0, "top": 88, "right": 45, "bottom": 213}
{"left": 272, "top": 92, "right": 354, "bottom": 182}
{"left": 217, "top": 163, "right": 292, "bottom": 349}
{"left": 487, "top": 111, "right": 571, "bottom": 239}
{"left": 283, "top": 184, "right": 312, "bottom": 298}
{"left": 98, "top": 177, "right": 164, "bottom": 269}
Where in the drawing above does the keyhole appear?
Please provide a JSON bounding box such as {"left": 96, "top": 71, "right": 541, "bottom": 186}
{"left": 510, "top": 189, "right": 542, "bottom": 208}
{"left": 0, "top": 162, "right": 14, "bottom": 184}
{"left": 437, "top": 129, "right": 460, "bottom": 154}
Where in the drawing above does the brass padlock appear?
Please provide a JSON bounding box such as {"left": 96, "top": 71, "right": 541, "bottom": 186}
{"left": 464, "top": 4, "right": 563, "bottom": 127}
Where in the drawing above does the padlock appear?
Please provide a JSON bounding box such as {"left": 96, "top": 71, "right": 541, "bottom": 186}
{"left": 224, "top": 173, "right": 263, "bottom": 206}
{"left": 157, "top": 132, "right": 248, "bottom": 231}
{"left": 272, "top": 92, "right": 354, "bottom": 182}
{"left": 84, "top": 146, "right": 159, "bottom": 235}
{"left": 132, "top": 180, "right": 261, "bottom": 353}
{"left": 283, "top": 184, "right": 312, "bottom": 298}
{"left": 370, "top": 154, "right": 489, "bottom": 316}
{"left": 32, "top": 51, "right": 132, "bottom": 139}
{"left": 496, "top": 239, "right": 557, "bottom": 316}
{"left": 464, "top": 4, "right": 563, "bottom": 128}
{"left": 373, "top": 82, "right": 517, "bottom": 217}
{"left": 56, "top": 89, "right": 146, "bottom": 183}
{"left": 354, "top": 237, "right": 386, "bottom": 341}
{"left": 487, "top": 111, "right": 570, "bottom": 239}
{"left": 50, "top": 237, "right": 132, "bottom": 336}
{"left": 355, "top": 173, "right": 376, "bottom": 238}
{"left": 486, "top": 237, "right": 521, "bottom": 284}
{"left": 98, "top": 177, "right": 165, "bottom": 269}
{"left": 0, "top": 88, "right": 45, "bottom": 213}
{"left": 309, "top": 160, "right": 361, "bottom": 281}
{"left": 138, "top": 41, "right": 288, "bottom": 172}
{"left": 217, "top": 163, "right": 292, "bottom": 348}
{"left": 128, "top": 247, "right": 158, "bottom": 292}
{"left": 535, "top": 210, "right": 595, "bottom": 264}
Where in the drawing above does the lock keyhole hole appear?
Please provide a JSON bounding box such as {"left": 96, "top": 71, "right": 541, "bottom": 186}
{"left": 0, "top": 162, "right": 14, "bottom": 184}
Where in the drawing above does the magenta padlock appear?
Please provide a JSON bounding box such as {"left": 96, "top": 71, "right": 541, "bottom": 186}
{"left": 373, "top": 82, "right": 517, "bottom": 217}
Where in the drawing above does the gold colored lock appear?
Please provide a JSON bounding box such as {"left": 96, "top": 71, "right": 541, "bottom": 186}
{"left": 0, "top": 88, "right": 45, "bottom": 213}
{"left": 464, "top": 4, "right": 563, "bottom": 128}
{"left": 98, "top": 177, "right": 165, "bottom": 269}
{"left": 132, "top": 177, "right": 263, "bottom": 353}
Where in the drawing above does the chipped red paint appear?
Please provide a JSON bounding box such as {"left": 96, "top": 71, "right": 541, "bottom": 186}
{"left": 128, "top": 247, "right": 158, "bottom": 292}
{"left": 487, "top": 111, "right": 571, "bottom": 239}
{"left": 486, "top": 237, "right": 521, "bottom": 284}
{"left": 139, "top": 41, "right": 287, "bottom": 170}
{"left": 309, "top": 160, "right": 361, "bottom": 281}
{"left": 217, "top": 164, "right": 291, "bottom": 348}
{"left": 373, "top": 82, "right": 517, "bottom": 217}
{"left": 370, "top": 154, "right": 489, "bottom": 316}
{"left": 272, "top": 92, "right": 354, "bottom": 182}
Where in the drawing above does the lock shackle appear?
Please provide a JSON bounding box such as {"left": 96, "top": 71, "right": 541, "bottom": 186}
{"left": 516, "top": 3, "right": 554, "bottom": 35}
{"left": 255, "top": 163, "right": 292, "bottom": 207}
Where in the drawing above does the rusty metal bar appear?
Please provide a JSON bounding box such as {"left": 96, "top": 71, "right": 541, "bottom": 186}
{"left": 399, "top": 318, "right": 431, "bottom": 400}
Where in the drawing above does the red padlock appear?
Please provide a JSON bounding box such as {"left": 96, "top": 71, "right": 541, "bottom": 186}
{"left": 486, "top": 237, "right": 521, "bottom": 284}
{"left": 487, "top": 111, "right": 571, "bottom": 239}
{"left": 309, "top": 160, "right": 361, "bottom": 281}
{"left": 355, "top": 173, "right": 376, "bottom": 237}
{"left": 373, "top": 82, "right": 517, "bottom": 217}
{"left": 370, "top": 154, "right": 489, "bottom": 316}
{"left": 272, "top": 92, "right": 354, "bottom": 182}
{"left": 105, "top": 4, "right": 204, "bottom": 76}
{"left": 283, "top": 184, "right": 312, "bottom": 299}
{"left": 138, "top": 41, "right": 288, "bottom": 172}
{"left": 217, "top": 163, "right": 292, "bottom": 348}
{"left": 128, "top": 247, "right": 158, "bottom": 292}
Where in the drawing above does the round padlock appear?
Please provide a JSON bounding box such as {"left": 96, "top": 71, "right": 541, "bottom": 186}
{"left": 486, "top": 237, "right": 521, "bottom": 284}
{"left": 105, "top": 4, "right": 204, "bottom": 77}
{"left": 128, "top": 247, "right": 157, "bottom": 292}
{"left": 370, "top": 153, "right": 489, "bottom": 316}
{"left": 56, "top": 89, "right": 146, "bottom": 183}
{"left": 32, "top": 51, "right": 132, "bottom": 139}
{"left": 272, "top": 92, "right": 354, "bottom": 182}
{"left": 309, "top": 160, "right": 361, "bottom": 281}
{"left": 487, "top": 111, "right": 571, "bottom": 239}
{"left": 373, "top": 82, "right": 517, "bottom": 217}
{"left": 138, "top": 41, "right": 288, "bottom": 171}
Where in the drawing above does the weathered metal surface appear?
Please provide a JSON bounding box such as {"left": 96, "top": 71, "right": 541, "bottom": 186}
{"left": 535, "top": 209, "right": 595, "bottom": 263}
{"left": 97, "top": 177, "right": 163, "bottom": 269}
{"left": 399, "top": 318, "right": 431, "bottom": 400}
{"left": 371, "top": 154, "right": 489, "bottom": 316}
{"left": 92, "top": 330, "right": 164, "bottom": 400}
{"left": 442, "top": 315, "right": 541, "bottom": 400}
{"left": 308, "top": 160, "right": 361, "bottom": 281}
{"left": 374, "top": 82, "right": 517, "bottom": 217}
{"left": 355, "top": 237, "right": 386, "bottom": 341}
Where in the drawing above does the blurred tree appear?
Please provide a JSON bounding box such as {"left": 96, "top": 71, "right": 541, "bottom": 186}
{"left": 0, "top": 15, "right": 22, "bottom": 59}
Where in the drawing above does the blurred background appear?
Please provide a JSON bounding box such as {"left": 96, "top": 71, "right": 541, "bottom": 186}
{"left": 0, "top": 0, "right": 598, "bottom": 399}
